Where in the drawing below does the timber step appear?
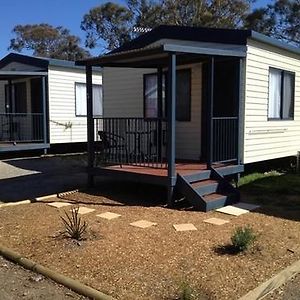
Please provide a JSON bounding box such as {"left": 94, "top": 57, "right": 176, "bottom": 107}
{"left": 176, "top": 169, "right": 240, "bottom": 212}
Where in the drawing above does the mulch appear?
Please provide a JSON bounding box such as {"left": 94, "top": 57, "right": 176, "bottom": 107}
{"left": 1, "top": 182, "right": 300, "bottom": 300}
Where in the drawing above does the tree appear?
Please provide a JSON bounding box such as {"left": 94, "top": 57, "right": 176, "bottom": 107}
{"left": 9, "top": 24, "right": 90, "bottom": 60}
{"left": 81, "top": 0, "right": 254, "bottom": 52}
{"left": 245, "top": 0, "right": 300, "bottom": 46}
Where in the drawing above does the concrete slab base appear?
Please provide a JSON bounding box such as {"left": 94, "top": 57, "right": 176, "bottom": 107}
{"left": 130, "top": 220, "right": 157, "bottom": 229}
{"left": 173, "top": 223, "right": 197, "bottom": 232}
{"left": 47, "top": 202, "right": 72, "bottom": 208}
{"left": 203, "top": 217, "right": 229, "bottom": 225}
{"left": 96, "top": 212, "right": 121, "bottom": 220}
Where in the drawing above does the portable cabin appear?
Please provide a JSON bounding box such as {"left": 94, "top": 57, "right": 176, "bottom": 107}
{"left": 77, "top": 26, "right": 300, "bottom": 211}
{"left": 0, "top": 53, "right": 102, "bottom": 153}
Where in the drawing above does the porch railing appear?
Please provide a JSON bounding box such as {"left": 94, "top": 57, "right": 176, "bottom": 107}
{"left": 212, "top": 117, "right": 238, "bottom": 163}
{"left": 0, "top": 113, "right": 44, "bottom": 143}
{"left": 94, "top": 117, "right": 167, "bottom": 168}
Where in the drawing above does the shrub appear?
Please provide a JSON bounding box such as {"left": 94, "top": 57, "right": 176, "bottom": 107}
{"left": 60, "top": 207, "right": 87, "bottom": 241}
{"left": 231, "top": 225, "right": 256, "bottom": 252}
{"left": 178, "top": 281, "right": 193, "bottom": 300}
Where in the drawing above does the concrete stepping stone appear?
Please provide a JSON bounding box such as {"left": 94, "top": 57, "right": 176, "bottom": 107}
{"left": 130, "top": 220, "right": 157, "bottom": 229}
{"left": 203, "top": 217, "right": 229, "bottom": 225}
{"left": 47, "top": 202, "right": 72, "bottom": 208}
{"left": 77, "top": 207, "right": 95, "bottom": 215}
{"left": 173, "top": 223, "right": 197, "bottom": 232}
{"left": 96, "top": 212, "right": 121, "bottom": 220}
{"left": 233, "top": 202, "right": 260, "bottom": 211}
{"left": 216, "top": 205, "right": 249, "bottom": 216}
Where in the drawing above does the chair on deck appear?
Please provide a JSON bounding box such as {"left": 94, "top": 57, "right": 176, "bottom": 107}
{"left": 97, "top": 131, "right": 128, "bottom": 167}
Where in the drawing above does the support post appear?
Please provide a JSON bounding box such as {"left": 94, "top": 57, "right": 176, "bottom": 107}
{"left": 86, "top": 65, "right": 95, "bottom": 187}
{"left": 207, "top": 57, "right": 214, "bottom": 169}
{"left": 157, "top": 67, "right": 163, "bottom": 160}
{"left": 167, "top": 53, "right": 176, "bottom": 207}
{"left": 42, "top": 76, "right": 48, "bottom": 154}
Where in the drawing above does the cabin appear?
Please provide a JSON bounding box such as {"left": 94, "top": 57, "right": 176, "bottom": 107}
{"left": 0, "top": 53, "right": 102, "bottom": 153}
{"left": 76, "top": 25, "right": 300, "bottom": 211}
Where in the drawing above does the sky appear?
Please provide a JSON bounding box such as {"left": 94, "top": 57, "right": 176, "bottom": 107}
{"left": 0, "top": 0, "right": 271, "bottom": 59}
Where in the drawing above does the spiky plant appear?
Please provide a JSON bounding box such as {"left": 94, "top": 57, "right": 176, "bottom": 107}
{"left": 60, "top": 207, "right": 87, "bottom": 241}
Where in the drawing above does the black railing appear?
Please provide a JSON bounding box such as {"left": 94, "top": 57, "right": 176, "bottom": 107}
{"left": 0, "top": 113, "right": 44, "bottom": 143}
{"left": 94, "top": 117, "right": 167, "bottom": 168}
{"left": 212, "top": 117, "right": 238, "bottom": 163}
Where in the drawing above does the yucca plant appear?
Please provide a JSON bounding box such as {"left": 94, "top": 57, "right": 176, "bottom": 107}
{"left": 60, "top": 207, "right": 87, "bottom": 241}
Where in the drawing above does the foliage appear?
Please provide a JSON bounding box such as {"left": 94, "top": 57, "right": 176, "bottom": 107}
{"left": 9, "top": 23, "right": 90, "bottom": 60}
{"left": 245, "top": 0, "right": 300, "bottom": 46}
{"left": 231, "top": 226, "right": 256, "bottom": 252}
{"left": 60, "top": 207, "right": 88, "bottom": 241}
{"left": 81, "top": 0, "right": 254, "bottom": 51}
{"left": 178, "top": 281, "right": 193, "bottom": 300}
{"left": 238, "top": 171, "right": 282, "bottom": 187}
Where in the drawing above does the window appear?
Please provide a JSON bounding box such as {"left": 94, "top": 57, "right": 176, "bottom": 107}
{"left": 75, "top": 82, "right": 102, "bottom": 117}
{"left": 268, "top": 68, "right": 295, "bottom": 120}
{"left": 144, "top": 69, "right": 191, "bottom": 121}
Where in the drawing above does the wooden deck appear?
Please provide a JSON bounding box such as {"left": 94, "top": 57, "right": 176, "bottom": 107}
{"left": 90, "top": 162, "right": 244, "bottom": 186}
{"left": 0, "top": 142, "right": 49, "bottom": 152}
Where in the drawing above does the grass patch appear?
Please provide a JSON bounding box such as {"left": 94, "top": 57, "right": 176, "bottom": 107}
{"left": 240, "top": 172, "right": 300, "bottom": 195}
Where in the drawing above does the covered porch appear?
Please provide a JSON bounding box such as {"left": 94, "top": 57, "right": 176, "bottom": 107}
{"left": 0, "top": 71, "right": 49, "bottom": 153}
{"left": 77, "top": 27, "right": 246, "bottom": 210}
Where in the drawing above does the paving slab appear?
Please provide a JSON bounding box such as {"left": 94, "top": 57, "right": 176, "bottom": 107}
{"left": 96, "top": 212, "right": 121, "bottom": 220}
{"left": 130, "top": 220, "right": 157, "bottom": 229}
{"left": 215, "top": 205, "right": 249, "bottom": 216}
{"left": 173, "top": 223, "right": 197, "bottom": 232}
{"left": 46, "top": 202, "right": 72, "bottom": 208}
{"left": 203, "top": 217, "right": 229, "bottom": 225}
{"left": 233, "top": 202, "right": 260, "bottom": 211}
{"left": 77, "top": 207, "right": 95, "bottom": 215}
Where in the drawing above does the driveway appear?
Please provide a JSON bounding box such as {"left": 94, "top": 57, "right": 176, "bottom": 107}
{"left": 0, "top": 154, "right": 90, "bottom": 203}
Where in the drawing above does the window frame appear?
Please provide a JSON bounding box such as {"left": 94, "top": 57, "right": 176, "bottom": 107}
{"left": 143, "top": 68, "right": 192, "bottom": 122}
{"left": 268, "top": 67, "right": 295, "bottom": 121}
{"left": 75, "top": 82, "right": 103, "bottom": 117}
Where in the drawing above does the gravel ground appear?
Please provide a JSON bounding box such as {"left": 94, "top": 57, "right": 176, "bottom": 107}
{"left": 1, "top": 183, "right": 300, "bottom": 300}
{"left": 0, "top": 256, "right": 86, "bottom": 300}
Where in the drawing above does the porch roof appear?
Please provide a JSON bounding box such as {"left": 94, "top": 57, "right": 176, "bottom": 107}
{"left": 0, "top": 70, "right": 48, "bottom": 80}
{"left": 77, "top": 39, "right": 246, "bottom": 68}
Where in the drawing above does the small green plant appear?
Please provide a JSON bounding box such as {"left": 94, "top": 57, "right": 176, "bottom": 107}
{"left": 231, "top": 225, "right": 256, "bottom": 252}
{"left": 60, "top": 207, "right": 87, "bottom": 241}
{"left": 178, "top": 281, "right": 193, "bottom": 300}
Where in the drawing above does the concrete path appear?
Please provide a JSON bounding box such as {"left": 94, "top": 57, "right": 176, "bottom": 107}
{"left": 0, "top": 256, "right": 86, "bottom": 300}
{"left": 0, "top": 155, "right": 91, "bottom": 203}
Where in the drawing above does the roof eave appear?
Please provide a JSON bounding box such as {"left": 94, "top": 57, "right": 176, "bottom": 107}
{"left": 249, "top": 31, "right": 300, "bottom": 56}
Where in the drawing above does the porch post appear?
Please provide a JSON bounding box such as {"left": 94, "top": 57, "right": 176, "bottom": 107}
{"left": 41, "top": 76, "right": 48, "bottom": 154}
{"left": 167, "top": 53, "right": 176, "bottom": 207}
{"left": 157, "top": 67, "right": 163, "bottom": 160}
{"left": 207, "top": 57, "right": 215, "bottom": 169}
{"left": 86, "top": 65, "right": 95, "bottom": 187}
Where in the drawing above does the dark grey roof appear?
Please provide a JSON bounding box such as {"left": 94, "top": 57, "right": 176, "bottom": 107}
{"left": 77, "top": 25, "right": 300, "bottom": 66}
{"left": 0, "top": 53, "right": 102, "bottom": 72}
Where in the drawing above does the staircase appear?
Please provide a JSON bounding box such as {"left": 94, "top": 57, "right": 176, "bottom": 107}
{"left": 176, "top": 167, "right": 240, "bottom": 212}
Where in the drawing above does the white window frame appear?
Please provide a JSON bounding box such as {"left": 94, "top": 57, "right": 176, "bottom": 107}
{"left": 75, "top": 82, "right": 103, "bottom": 117}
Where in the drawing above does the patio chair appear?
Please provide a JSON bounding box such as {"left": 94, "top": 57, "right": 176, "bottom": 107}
{"left": 97, "top": 130, "right": 128, "bottom": 167}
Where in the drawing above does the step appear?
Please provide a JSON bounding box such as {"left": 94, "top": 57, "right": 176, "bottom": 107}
{"left": 203, "top": 193, "right": 237, "bottom": 211}
{"left": 191, "top": 179, "right": 219, "bottom": 196}
{"left": 182, "top": 170, "right": 211, "bottom": 183}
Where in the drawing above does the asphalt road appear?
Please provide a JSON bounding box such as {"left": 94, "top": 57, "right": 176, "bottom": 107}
{"left": 0, "top": 154, "right": 89, "bottom": 203}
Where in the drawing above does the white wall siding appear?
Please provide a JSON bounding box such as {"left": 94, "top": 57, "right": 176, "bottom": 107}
{"left": 244, "top": 40, "right": 300, "bottom": 163}
{"left": 48, "top": 66, "right": 102, "bottom": 144}
{"left": 103, "top": 64, "right": 202, "bottom": 160}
